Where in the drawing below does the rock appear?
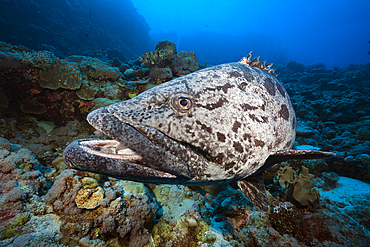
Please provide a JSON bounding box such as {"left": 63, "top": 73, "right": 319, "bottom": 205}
{"left": 12, "top": 233, "right": 33, "bottom": 247}
{"left": 355, "top": 154, "right": 370, "bottom": 165}
{"left": 5, "top": 187, "right": 27, "bottom": 202}
{"left": 0, "top": 137, "right": 12, "bottom": 150}
{"left": 79, "top": 237, "right": 107, "bottom": 247}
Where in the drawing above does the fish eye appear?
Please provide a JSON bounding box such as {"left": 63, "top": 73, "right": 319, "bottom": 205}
{"left": 173, "top": 95, "right": 192, "bottom": 113}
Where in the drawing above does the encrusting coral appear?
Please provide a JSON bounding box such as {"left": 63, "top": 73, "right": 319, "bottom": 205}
{"left": 38, "top": 58, "right": 82, "bottom": 90}
{"left": 75, "top": 187, "right": 104, "bottom": 209}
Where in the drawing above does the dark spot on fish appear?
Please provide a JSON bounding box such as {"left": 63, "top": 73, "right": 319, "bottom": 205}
{"left": 260, "top": 104, "right": 266, "bottom": 111}
{"left": 276, "top": 82, "right": 286, "bottom": 97}
{"left": 250, "top": 162, "right": 260, "bottom": 170}
{"left": 233, "top": 141, "right": 243, "bottom": 153}
{"left": 228, "top": 71, "right": 242, "bottom": 78}
{"left": 212, "top": 152, "right": 226, "bottom": 163}
{"left": 261, "top": 116, "right": 269, "bottom": 123}
{"left": 249, "top": 114, "right": 258, "bottom": 122}
{"left": 233, "top": 63, "right": 255, "bottom": 81}
{"left": 158, "top": 123, "right": 163, "bottom": 128}
{"left": 232, "top": 121, "right": 241, "bottom": 133}
{"left": 225, "top": 161, "right": 236, "bottom": 170}
{"left": 200, "top": 97, "right": 229, "bottom": 111}
{"left": 215, "top": 83, "right": 235, "bottom": 93}
{"left": 263, "top": 77, "right": 276, "bottom": 96}
{"left": 242, "top": 103, "right": 258, "bottom": 111}
{"left": 196, "top": 120, "right": 212, "bottom": 133}
{"left": 249, "top": 114, "right": 267, "bottom": 123}
{"left": 279, "top": 104, "right": 289, "bottom": 121}
{"left": 243, "top": 133, "right": 252, "bottom": 141}
{"left": 254, "top": 139, "right": 265, "bottom": 147}
{"left": 217, "top": 132, "right": 226, "bottom": 142}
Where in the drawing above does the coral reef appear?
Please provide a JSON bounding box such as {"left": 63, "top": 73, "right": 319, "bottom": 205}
{"left": 139, "top": 49, "right": 172, "bottom": 68}
{"left": 139, "top": 40, "right": 200, "bottom": 84}
{"left": 155, "top": 40, "right": 177, "bottom": 56}
{"left": 39, "top": 58, "right": 82, "bottom": 90}
{"left": 1, "top": 40, "right": 370, "bottom": 245}
{"left": 75, "top": 187, "right": 104, "bottom": 209}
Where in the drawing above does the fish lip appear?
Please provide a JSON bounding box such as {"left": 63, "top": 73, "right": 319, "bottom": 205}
{"left": 63, "top": 138, "right": 178, "bottom": 182}
{"left": 85, "top": 107, "right": 193, "bottom": 178}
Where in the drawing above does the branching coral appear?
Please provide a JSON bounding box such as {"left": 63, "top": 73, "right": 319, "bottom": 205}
{"left": 139, "top": 49, "right": 172, "bottom": 68}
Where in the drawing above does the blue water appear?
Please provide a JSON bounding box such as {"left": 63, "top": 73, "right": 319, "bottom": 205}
{"left": 0, "top": 0, "right": 369, "bottom": 67}
{"left": 131, "top": 0, "right": 370, "bottom": 68}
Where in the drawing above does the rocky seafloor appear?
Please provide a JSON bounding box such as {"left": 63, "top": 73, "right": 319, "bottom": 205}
{"left": 0, "top": 40, "right": 370, "bottom": 246}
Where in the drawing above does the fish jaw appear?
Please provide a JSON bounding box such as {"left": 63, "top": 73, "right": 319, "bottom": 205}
{"left": 83, "top": 106, "right": 193, "bottom": 179}
{"left": 63, "top": 138, "right": 180, "bottom": 183}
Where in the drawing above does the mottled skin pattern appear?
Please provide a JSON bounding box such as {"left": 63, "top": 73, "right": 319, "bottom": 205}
{"left": 64, "top": 59, "right": 298, "bottom": 186}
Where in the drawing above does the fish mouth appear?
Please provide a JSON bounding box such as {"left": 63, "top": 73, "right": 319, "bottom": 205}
{"left": 63, "top": 138, "right": 178, "bottom": 182}
{"left": 63, "top": 107, "right": 193, "bottom": 182}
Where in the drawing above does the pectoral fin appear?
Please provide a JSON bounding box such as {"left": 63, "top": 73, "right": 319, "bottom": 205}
{"left": 237, "top": 179, "right": 270, "bottom": 211}
{"left": 252, "top": 149, "right": 336, "bottom": 177}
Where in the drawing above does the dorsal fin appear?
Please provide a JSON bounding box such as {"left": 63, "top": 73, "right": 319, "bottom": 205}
{"left": 239, "top": 51, "right": 278, "bottom": 77}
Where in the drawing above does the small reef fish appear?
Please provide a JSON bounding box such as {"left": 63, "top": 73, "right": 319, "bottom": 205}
{"left": 63, "top": 52, "right": 334, "bottom": 210}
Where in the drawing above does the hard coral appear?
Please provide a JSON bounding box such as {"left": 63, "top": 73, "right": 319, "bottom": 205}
{"left": 155, "top": 40, "right": 177, "bottom": 56}
{"left": 39, "top": 58, "right": 82, "bottom": 90}
{"left": 149, "top": 67, "right": 173, "bottom": 84}
{"left": 18, "top": 50, "right": 57, "bottom": 69}
{"left": 269, "top": 202, "right": 303, "bottom": 240}
{"left": 75, "top": 187, "right": 104, "bottom": 209}
{"left": 0, "top": 137, "right": 12, "bottom": 150}
{"left": 139, "top": 49, "right": 171, "bottom": 68}
{"left": 178, "top": 50, "right": 199, "bottom": 72}
{"left": 76, "top": 82, "right": 99, "bottom": 100}
{"left": 67, "top": 56, "right": 122, "bottom": 83}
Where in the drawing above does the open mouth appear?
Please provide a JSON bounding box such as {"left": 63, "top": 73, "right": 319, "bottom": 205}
{"left": 63, "top": 106, "right": 193, "bottom": 182}
{"left": 81, "top": 139, "right": 145, "bottom": 162}
{"left": 63, "top": 137, "right": 178, "bottom": 182}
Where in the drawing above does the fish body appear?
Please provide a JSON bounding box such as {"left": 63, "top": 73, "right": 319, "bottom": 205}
{"left": 63, "top": 53, "right": 334, "bottom": 209}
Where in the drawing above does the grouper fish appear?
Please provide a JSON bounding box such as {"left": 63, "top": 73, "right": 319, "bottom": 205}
{"left": 63, "top": 52, "right": 334, "bottom": 210}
